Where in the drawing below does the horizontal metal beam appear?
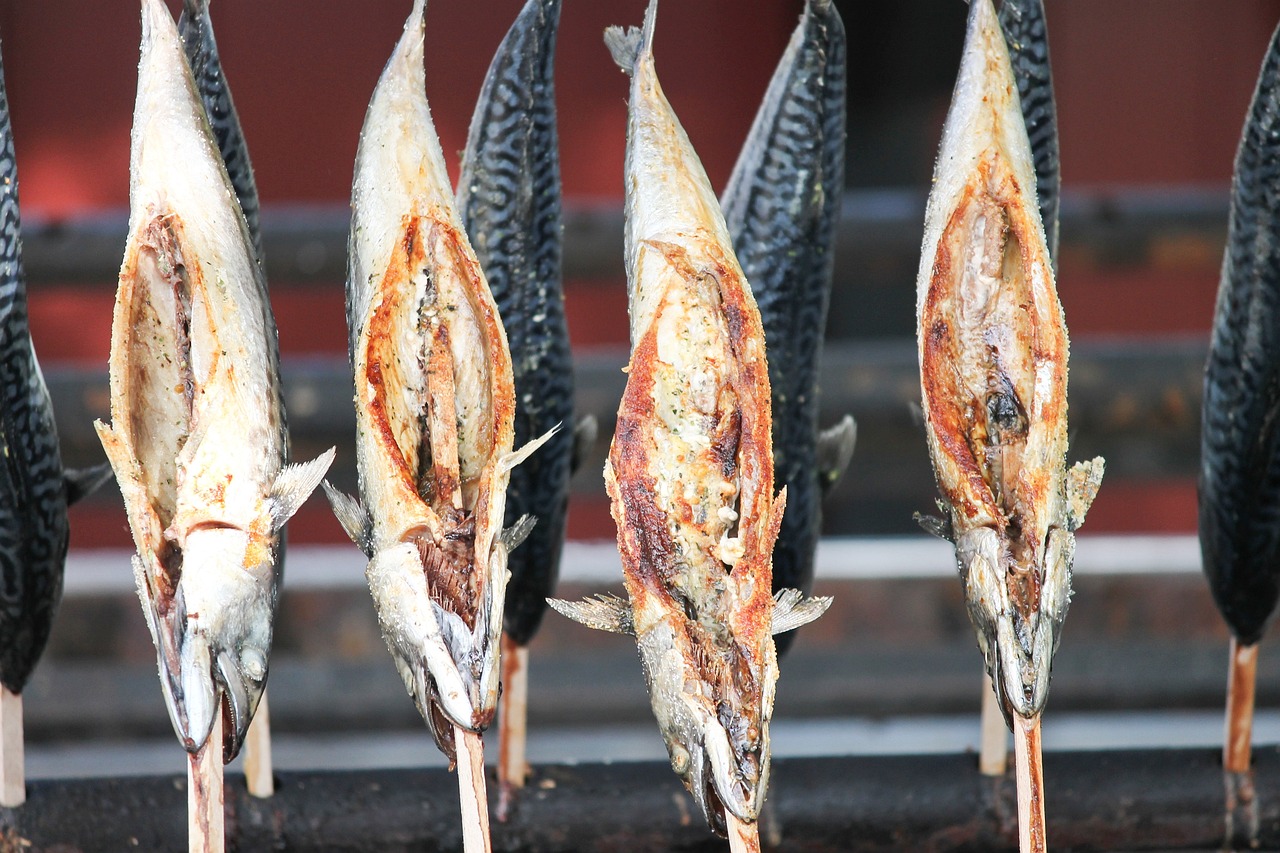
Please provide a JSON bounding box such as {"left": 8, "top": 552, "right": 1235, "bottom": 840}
{"left": 19, "top": 186, "right": 1227, "bottom": 285}
{"left": 0, "top": 749, "right": 1273, "bottom": 851}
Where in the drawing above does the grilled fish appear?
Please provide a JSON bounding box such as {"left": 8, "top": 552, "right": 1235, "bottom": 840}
{"left": 457, "top": 0, "right": 577, "bottom": 651}
{"left": 550, "top": 1, "right": 830, "bottom": 833}
{"left": 94, "top": 0, "right": 332, "bottom": 759}
{"left": 721, "top": 0, "right": 854, "bottom": 657}
{"left": 998, "top": 0, "right": 1060, "bottom": 267}
{"left": 0, "top": 39, "right": 111, "bottom": 696}
{"left": 915, "top": 0, "right": 1101, "bottom": 725}
{"left": 324, "top": 0, "right": 543, "bottom": 764}
{"left": 1200, "top": 20, "right": 1280, "bottom": 647}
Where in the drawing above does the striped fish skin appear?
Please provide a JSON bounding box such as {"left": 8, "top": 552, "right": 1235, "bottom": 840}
{"left": 720, "top": 0, "right": 848, "bottom": 657}
{"left": 94, "top": 0, "right": 331, "bottom": 760}
{"left": 1200, "top": 21, "right": 1280, "bottom": 647}
{"left": 456, "top": 0, "right": 570, "bottom": 648}
{"left": 178, "top": 0, "right": 263, "bottom": 264}
{"left": 0, "top": 41, "right": 70, "bottom": 696}
{"left": 916, "top": 0, "right": 1101, "bottom": 724}
{"left": 552, "top": 1, "right": 830, "bottom": 833}
{"left": 332, "top": 0, "right": 534, "bottom": 765}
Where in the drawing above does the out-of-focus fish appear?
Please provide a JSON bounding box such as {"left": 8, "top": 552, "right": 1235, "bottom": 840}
{"left": 721, "top": 0, "right": 854, "bottom": 657}
{"left": 324, "top": 0, "right": 542, "bottom": 764}
{"left": 915, "top": 0, "right": 1101, "bottom": 726}
{"left": 178, "top": 0, "right": 262, "bottom": 265}
{"left": 94, "top": 0, "right": 332, "bottom": 760}
{"left": 998, "top": 0, "right": 1059, "bottom": 268}
{"left": 550, "top": 1, "right": 830, "bottom": 834}
{"left": 0, "top": 39, "right": 110, "bottom": 698}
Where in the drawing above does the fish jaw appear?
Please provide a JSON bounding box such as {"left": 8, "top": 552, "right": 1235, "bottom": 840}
{"left": 917, "top": 0, "right": 1089, "bottom": 723}
{"left": 347, "top": 0, "right": 516, "bottom": 753}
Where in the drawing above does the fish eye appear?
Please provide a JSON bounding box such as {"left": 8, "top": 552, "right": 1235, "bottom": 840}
{"left": 671, "top": 744, "right": 691, "bottom": 774}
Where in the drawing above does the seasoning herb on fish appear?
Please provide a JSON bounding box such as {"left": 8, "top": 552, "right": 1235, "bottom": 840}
{"left": 323, "top": 2, "right": 549, "bottom": 848}
{"left": 454, "top": 0, "right": 587, "bottom": 815}
{"left": 1200, "top": 18, "right": 1280, "bottom": 814}
{"left": 550, "top": 2, "right": 830, "bottom": 846}
{"left": 914, "top": 1, "right": 1101, "bottom": 850}
{"left": 94, "top": 0, "right": 333, "bottom": 843}
{"left": 0, "top": 33, "right": 112, "bottom": 809}
{"left": 721, "top": 0, "right": 854, "bottom": 660}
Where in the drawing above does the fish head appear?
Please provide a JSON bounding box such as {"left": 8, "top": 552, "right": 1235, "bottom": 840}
{"left": 635, "top": 612, "right": 776, "bottom": 834}
{"left": 957, "top": 522, "right": 1075, "bottom": 723}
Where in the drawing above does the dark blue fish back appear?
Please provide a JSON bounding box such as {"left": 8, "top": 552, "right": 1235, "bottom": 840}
{"left": 998, "top": 0, "right": 1059, "bottom": 266}
{"left": 1199, "top": 20, "right": 1280, "bottom": 646}
{"left": 457, "top": 0, "right": 570, "bottom": 646}
{"left": 721, "top": 0, "right": 845, "bottom": 655}
{"left": 0, "top": 41, "right": 70, "bottom": 694}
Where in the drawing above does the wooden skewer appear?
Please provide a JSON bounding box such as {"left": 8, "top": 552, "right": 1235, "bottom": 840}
{"left": 188, "top": 708, "right": 225, "bottom": 853}
{"left": 725, "top": 811, "right": 762, "bottom": 853}
{"left": 454, "top": 725, "right": 492, "bottom": 853}
{"left": 1, "top": 686, "right": 25, "bottom": 807}
{"left": 243, "top": 689, "right": 274, "bottom": 798}
{"left": 1013, "top": 713, "right": 1046, "bottom": 853}
{"left": 1225, "top": 637, "right": 1259, "bottom": 774}
{"left": 979, "top": 671, "right": 1008, "bottom": 776}
{"left": 497, "top": 635, "right": 529, "bottom": 818}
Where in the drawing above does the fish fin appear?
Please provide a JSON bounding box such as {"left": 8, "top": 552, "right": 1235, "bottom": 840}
{"left": 268, "top": 447, "right": 336, "bottom": 532}
{"left": 771, "top": 588, "right": 833, "bottom": 635}
{"left": 1066, "top": 456, "right": 1105, "bottom": 532}
{"left": 64, "top": 461, "right": 115, "bottom": 505}
{"left": 322, "top": 480, "right": 373, "bottom": 556}
{"left": 914, "top": 511, "right": 953, "bottom": 542}
{"left": 500, "top": 424, "right": 560, "bottom": 474}
{"left": 571, "top": 414, "right": 599, "bottom": 475}
{"left": 547, "top": 594, "right": 635, "bottom": 635}
{"left": 604, "top": 0, "right": 656, "bottom": 74}
{"left": 816, "top": 414, "right": 857, "bottom": 495}
{"left": 500, "top": 514, "right": 537, "bottom": 552}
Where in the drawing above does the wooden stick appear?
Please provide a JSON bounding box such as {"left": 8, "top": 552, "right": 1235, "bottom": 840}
{"left": 1013, "top": 714, "right": 1046, "bottom": 853}
{"left": 454, "top": 725, "right": 492, "bottom": 853}
{"left": 188, "top": 709, "right": 225, "bottom": 853}
{"left": 0, "top": 687, "right": 24, "bottom": 807}
{"left": 979, "top": 671, "right": 1008, "bottom": 776}
{"left": 1226, "top": 637, "right": 1259, "bottom": 774}
{"left": 497, "top": 636, "right": 529, "bottom": 818}
{"left": 243, "top": 689, "right": 274, "bottom": 798}
{"left": 725, "top": 811, "right": 762, "bottom": 853}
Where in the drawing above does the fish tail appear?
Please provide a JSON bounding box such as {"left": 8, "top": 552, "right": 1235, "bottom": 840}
{"left": 604, "top": 0, "right": 656, "bottom": 74}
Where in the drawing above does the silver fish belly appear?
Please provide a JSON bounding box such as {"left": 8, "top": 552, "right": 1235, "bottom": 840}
{"left": 916, "top": 0, "right": 1101, "bottom": 724}
{"left": 95, "top": 0, "right": 331, "bottom": 760}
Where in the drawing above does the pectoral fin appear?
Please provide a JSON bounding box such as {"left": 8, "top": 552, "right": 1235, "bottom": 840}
{"left": 322, "top": 480, "right": 373, "bottom": 556}
{"left": 64, "top": 462, "right": 115, "bottom": 505}
{"left": 1066, "top": 456, "right": 1105, "bottom": 532}
{"left": 268, "top": 447, "right": 337, "bottom": 532}
{"left": 771, "top": 588, "right": 833, "bottom": 635}
{"left": 816, "top": 414, "right": 857, "bottom": 495}
{"left": 571, "top": 414, "right": 599, "bottom": 475}
{"left": 499, "top": 424, "right": 560, "bottom": 474}
{"left": 548, "top": 594, "right": 635, "bottom": 635}
{"left": 499, "top": 514, "right": 537, "bottom": 552}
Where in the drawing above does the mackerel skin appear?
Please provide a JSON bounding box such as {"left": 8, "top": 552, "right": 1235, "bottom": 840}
{"left": 721, "top": 0, "right": 846, "bottom": 656}
{"left": 457, "top": 0, "right": 569, "bottom": 648}
{"left": 95, "top": 0, "right": 330, "bottom": 760}
{"left": 1200, "top": 21, "right": 1280, "bottom": 646}
{"left": 178, "top": 0, "right": 263, "bottom": 263}
{"left": 916, "top": 0, "right": 1101, "bottom": 724}
{"left": 998, "top": 0, "right": 1059, "bottom": 265}
{"left": 0, "top": 39, "right": 71, "bottom": 695}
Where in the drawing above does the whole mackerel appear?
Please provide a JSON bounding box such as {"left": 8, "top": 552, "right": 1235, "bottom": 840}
{"left": 916, "top": 0, "right": 1101, "bottom": 733}
{"left": 325, "top": 0, "right": 542, "bottom": 764}
{"left": 95, "top": 0, "right": 332, "bottom": 760}
{"left": 0, "top": 38, "right": 111, "bottom": 698}
{"left": 720, "top": 0, "right": 854, "bottom": 657}
{"left": 551, "top": 1, "right": 830, "bottom": 834}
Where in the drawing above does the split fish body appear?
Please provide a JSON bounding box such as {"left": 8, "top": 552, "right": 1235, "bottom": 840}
{"left": 0, "top": 41, "right": 71, "bottom": 695}
{"left": 916, "top": 0, "right": 1101, "bottom": 725}
{"left": 551, "top": 1, "right": 830, "bottom": 833}
{"left": 329, "top": 0, "right": 531, "bottom": 764}
{"left": 457, "top": 0, "right": 572, "bottom": 648}
{"left": 1200, "top": 21, "right": 1280, "bottom": 646}
{"left": 95, "top": 0, "right": 331, "bottom": 760}
{"left": 721, "top": 0, "right": 853, "bottom": 657}
{"left": 998, "top": 0, "right": 1059, "bottom": 267}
